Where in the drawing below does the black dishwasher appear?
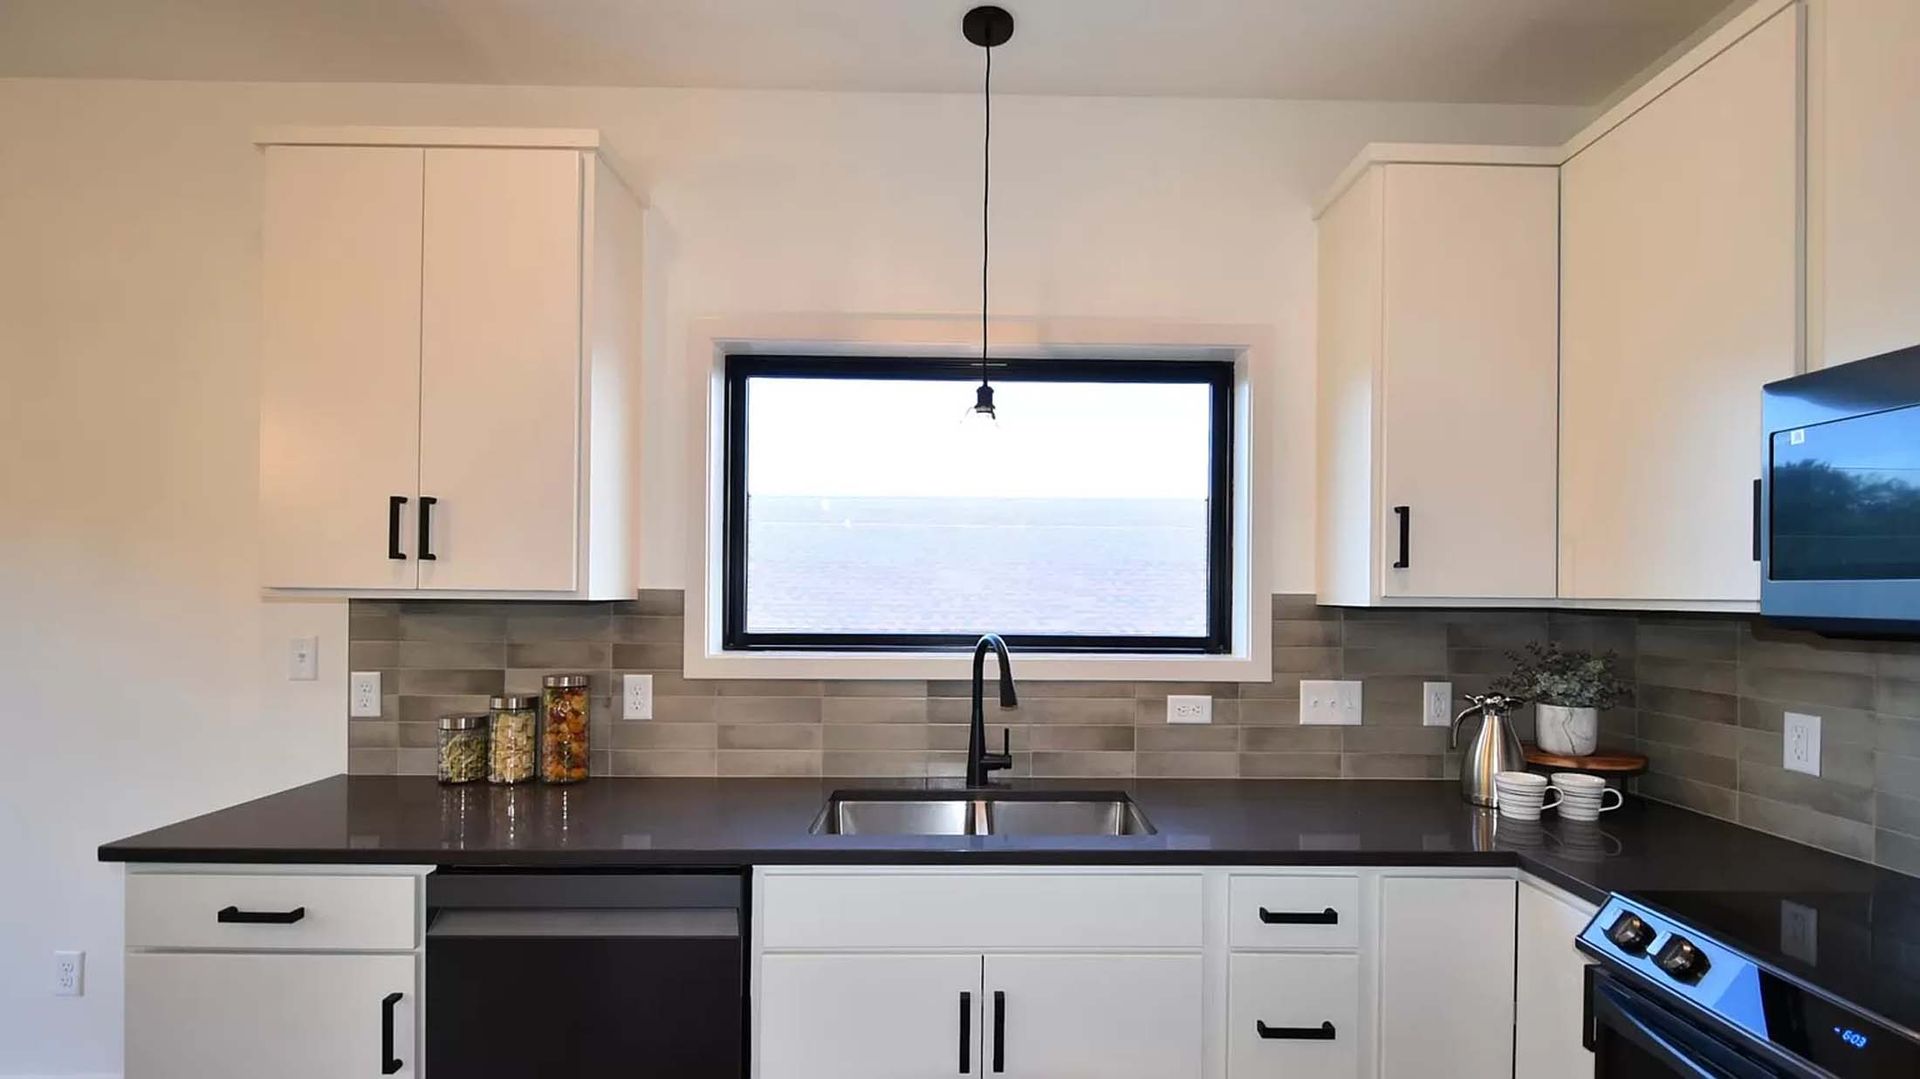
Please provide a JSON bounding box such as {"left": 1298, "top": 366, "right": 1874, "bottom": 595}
{"left": 426, "top": 871, "right": 744, "bottom": 1078}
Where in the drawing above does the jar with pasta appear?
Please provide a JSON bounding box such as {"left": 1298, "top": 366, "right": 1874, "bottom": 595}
{"left": 436, "top": 713, "right": 489, "bottom": 785}
{"left": 540, "top": 674, "right": 591, "bottom": 784}
{"left": 487, "top": 695, "right": 538, "bottom": 785}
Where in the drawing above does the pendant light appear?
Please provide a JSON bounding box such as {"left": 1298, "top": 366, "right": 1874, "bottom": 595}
{"left": 961, "top": 6, "right": 1014, "bottom": 425}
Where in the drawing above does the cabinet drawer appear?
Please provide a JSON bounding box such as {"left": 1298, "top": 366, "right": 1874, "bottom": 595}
{"left": 759, "top": 871, "right": 1202, "bottom": 951}
{"left": 1228, "top": 874, "right": 1360, "bottom": 950}
{"left": 127, "top": 872, "right": 417, "bottom": 952}
{"left": 1228, "top": 953, "right": 1360, "bottom": 1078}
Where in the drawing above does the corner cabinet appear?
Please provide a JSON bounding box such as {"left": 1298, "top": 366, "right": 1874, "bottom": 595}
{"left": 1316, "top": 161, "right": 1560, "bottom": 606}
{"left": 257, "top": 129, "right": 644, "bottom": 598}
{"left": 1558, "top": 5, "right": 1801, "bottom": 604}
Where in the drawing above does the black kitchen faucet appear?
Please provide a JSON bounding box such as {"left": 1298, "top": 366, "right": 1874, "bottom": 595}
{"left": 966, "top": 633, "right": 1018, "bottom": 786}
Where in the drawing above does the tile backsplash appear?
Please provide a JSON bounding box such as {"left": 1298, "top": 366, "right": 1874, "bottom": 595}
{"left": 347, "top": 591, "right": 1920, "bottom": 875}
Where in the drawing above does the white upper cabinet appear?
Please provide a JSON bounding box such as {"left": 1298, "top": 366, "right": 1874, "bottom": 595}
{"left": 257, "top": 130, "right": 643, "bottom": 599}
{"left": 1812, "top": 0, "right": 1920, "bottom": 368}
{"left": 259, "top": 146, "right": 425, "bottom": 592}
{"left": 1559, "top": 6, "right": 1800, "bottom": 604}
{"left": 1317, "top": 161, "right": 1560, "bottom": 605}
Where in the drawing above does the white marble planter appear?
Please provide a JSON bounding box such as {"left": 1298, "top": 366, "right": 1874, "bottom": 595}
{"left": 1535, "top": 703, "right": 1599, "bottom": 756}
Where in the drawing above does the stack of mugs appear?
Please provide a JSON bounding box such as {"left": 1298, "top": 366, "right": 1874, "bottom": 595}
{"left": 1493, "top": 770, "right": 1624, "bottom": 822}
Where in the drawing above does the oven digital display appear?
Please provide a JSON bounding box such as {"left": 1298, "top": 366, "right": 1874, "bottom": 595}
{"left": 1834, "top": 1026, "right": 1870, "bottom": 1050}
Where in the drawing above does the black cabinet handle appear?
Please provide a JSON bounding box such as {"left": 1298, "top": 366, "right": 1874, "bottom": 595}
{"left": 1258, "top": 906, "right": 1338, "bottom": 925}
{"left": 1581, "top": 964, "right": 1598, "bottom": 1052}
{"left": 381, "top": 991, "right": 403, "bottom": 1075}
{"left": 417, "top": 496, "right": 438, "bottom": 562}
{"left": 992, "top": 990, "right": 1005, "bottom": 1073}
{"left": 959, "top": 991, "right": 971, "bottom": 1073}
{"left": 1392, "top": 505, "right": 1410, "bottom": 569}
{"left": 387, "top": 496, "right": 408, "bottom": 560}
{"left": 1751, "top": 478, "right": 1762, "bottom": 562}
{"left": 217, "top": 905, "right": 305, "bottom": 925}
{"left": 1257, "top": 1020, "right": 1336, "bottom": 1041}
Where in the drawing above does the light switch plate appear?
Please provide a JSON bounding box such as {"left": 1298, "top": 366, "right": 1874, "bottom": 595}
{"left": 1422, "top": 681, "right": 1453, "bottom": 727}
{"left": 1784, "top": 711, "right": 1821, "bottom": 777}
{"left": 349, "top": 671, "right": 382, "bottom": 718}
{"left": 1300, "top": 679, "right": 1362, "bottom": 725}
{"left": 288, "top": 636, "right": 318, "bottom": 682}
{"left": 623, "top": 673, "right": 654, "bottom": 720}
{"left": 1166, "top": 695, "right": 1211, "bottom": 724}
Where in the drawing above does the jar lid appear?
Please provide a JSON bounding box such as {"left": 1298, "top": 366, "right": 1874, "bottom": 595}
{"left": 543, "top": 674, "right": 590, "bottom": 688}
{"left": 489, "top": 695, "right": 538, "bottom": 710}
{"left": 438, "top": 713, "right": 487, "bottom": 731}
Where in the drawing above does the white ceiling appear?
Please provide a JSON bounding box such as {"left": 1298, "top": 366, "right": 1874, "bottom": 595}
{"left": 0, "top": 0, "right": 1733, "bottom": 105}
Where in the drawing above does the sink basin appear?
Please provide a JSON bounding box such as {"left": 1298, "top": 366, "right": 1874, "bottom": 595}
{"left": 810, "top": 791, "right": 1155, "bottom": 836}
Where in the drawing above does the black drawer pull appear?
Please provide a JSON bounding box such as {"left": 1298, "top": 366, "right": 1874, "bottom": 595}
{"left": 992, "top": 989, "right": 1005, "bottom": 1073}
{"left": 381, "top": 991, "right": 404, "bottom": 1074}
{"left": 217, "top": 905, "right": 306, "bottom": 925}
{"left": 417, "top": 496, "right": 438, "bottom": 562}
{"left": 1257, "top": 1020, "right": 1336, "bottom": 1041}
{"left": 1392, "top": 505, "right": 1410, "bottom": 569}
{"left": 959, "top": 990, "right": 971, "bottom": 1073}
{"left": 1258, "top": 906, "right": 1338, "bottom": 925}
{"left": 387, "top": 496, "right": 408, "bottom": 560}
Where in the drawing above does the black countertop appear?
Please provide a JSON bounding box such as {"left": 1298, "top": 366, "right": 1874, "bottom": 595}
{"left": 97, "top": 775, "right": 1910, "bottom": 908}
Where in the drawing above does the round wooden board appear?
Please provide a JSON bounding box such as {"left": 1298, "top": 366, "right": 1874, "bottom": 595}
{"left": 1522, "top": 744, "right": 1648, "bottom": 775}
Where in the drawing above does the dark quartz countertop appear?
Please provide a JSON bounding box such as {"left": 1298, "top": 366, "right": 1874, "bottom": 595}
{"left": 97, "top": 775, "right": 1911, "bottom": 908}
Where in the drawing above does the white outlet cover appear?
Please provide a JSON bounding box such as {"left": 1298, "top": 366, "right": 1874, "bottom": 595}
{"left": 349, "top": 671, "right": 382, "bottom": 718}
{"left": 288, "top": 636, "right": 319, "bottom": 682}
{"left": 1166, "top": 694, "right": 1211, "bottom": 724}
{"left": 54, "top": 950, "right": 83, "bottom": 997}
{"left": 1422, "top": 681, "right": 1453, "bottom": 727}
{"left": 1783, "top": 711, "right": 1822, "bottom": 777}
{"left": 623, "top": 673, "right": 654, "bottom": 720}
{"left": 1300, "top": 679, "right": 1362, "bottom": 726}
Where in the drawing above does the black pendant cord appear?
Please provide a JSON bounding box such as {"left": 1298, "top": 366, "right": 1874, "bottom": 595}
{"left": 980, "top": 41, "right": 992, "bottom": 390}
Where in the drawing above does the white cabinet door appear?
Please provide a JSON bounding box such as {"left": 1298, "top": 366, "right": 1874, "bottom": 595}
{"left": 418, "top": 148, "right": 583, "bottom": 592}
{"left": 984, "top": 954, "right": 1203, "bottom": 1079}
{"left": 1228, "top": 953, "right": 1361, "bottom": 1078}
{"left": 1380, "top": 164, "right": 1559, "bottom": 600}
{"left": 759, "top": 953, "right": 981, "bottom": 1079}
{"left": 259, "top": 146, "right": 423, "bottom": 590}
{"left": 1315, "top": 166, "right": 1385, "bottom": 606}
{"left": 1378, "top": 876, "right": 1516, "bottom": 1079}
{"left": 1560, "top": 6, "right": 1799, "bottom": 603}
{"left": 1515, "top": 881, "right": 1597, "bottom": 1079}
{"left": 126, "top": 952, "right": 416, "bottom": 1079}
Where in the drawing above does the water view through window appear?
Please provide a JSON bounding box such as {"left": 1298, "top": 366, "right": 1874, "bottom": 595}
{"left": 729, "top": 361, "right": 1228, "bottom": 648}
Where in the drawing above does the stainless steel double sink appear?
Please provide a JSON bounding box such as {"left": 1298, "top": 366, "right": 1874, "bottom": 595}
{"left": 810, "top": 790, "right": 1156, "bottom": 837}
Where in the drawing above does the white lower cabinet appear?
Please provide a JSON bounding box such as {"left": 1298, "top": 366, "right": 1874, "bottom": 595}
{"left": 759, "top": 953, "right": 981, "bottom": 1079}
{"left": 1377, "top": 875, "right": 1518, "bottom": 1079}
{"left": 1228, "top": 953, "right": 1360, "bottom": 1078}
{"left": 1515, "top": 880, "right": 1599, "bottom": 1078}
{"left": 126, "top": 952, "right": 417, "bottom": 1079}
{"left": 987, "top": 953, "right": 1203, "bottom": 1079}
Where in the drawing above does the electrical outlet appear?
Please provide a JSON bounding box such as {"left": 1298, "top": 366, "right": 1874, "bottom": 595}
{"left": 1780, "top": 900, "right": 1818, "bottom": 964}
{"left": 349, "top": 671, "right": 382, "bottom": 718}
{"left": 1167, "top": 695, "right": 1211, "bottom": 724}
{"left": 623, "top": 673, "right": 654, "bottom": 720}
{"left": 1300, "top": 680, "right": 1363, "bottom": 726}
{"left": 288, "top": 636, "right": 318, "bottom": 681}
{"left": 1784, "top": 711, "right": 1822, "bottom": 777}
{"left": 1422, "top": 681, "right": 1453, "bottom": 727}
{"left": 53, "top": 951, "right": 83, "bottom": 997}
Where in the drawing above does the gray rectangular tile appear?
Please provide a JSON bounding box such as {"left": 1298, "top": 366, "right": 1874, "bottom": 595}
{"left": 1135, "top": 724, "right": 1240, "bottom": 752}
{"left": 609, "top": 749, "right": 716, "bottom": 777}
{"left": 1239, "top": 752, "right": 1342, "bottom": 778}
{"left": 1240, "top": 726, "right": 1342, "bottom": 753}
{"left": 1136, "top": 752, "right": 1238, "bottom": 778}
{"left": 1737, "top": 793, "right": 1874, "bottom": 862}
{"left": 1341, "top": 754, "right": 1442, "bottom": 779}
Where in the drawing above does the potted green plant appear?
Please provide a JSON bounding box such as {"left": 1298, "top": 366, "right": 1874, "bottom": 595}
{"left": 1492, "top": 642, "right": 1632, "bottom": 756}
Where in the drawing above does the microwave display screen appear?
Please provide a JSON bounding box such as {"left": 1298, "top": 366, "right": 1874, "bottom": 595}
{"left": 1771, "top": 402, "right": 1920, "bottom": 580}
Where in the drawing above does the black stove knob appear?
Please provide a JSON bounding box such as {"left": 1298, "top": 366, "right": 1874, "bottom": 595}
{"left": 1607, "top": 912, "right": 1657, "bottom": 954}
{"left": 1654, "top": 935, "right": 1711, "bottom": 984}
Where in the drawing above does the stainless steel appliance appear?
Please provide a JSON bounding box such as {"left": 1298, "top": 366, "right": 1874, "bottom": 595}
{"left": 426, "top": 871, "right": 744, "bottom": 1077}
{"left": 1577, "top": 892, "right": 1920, "bottom": 1077}
{"left": 1450, "top": 693, "right": 1526, "bottom": 807}
{"left": 1761, "top": 343, "right": 1920, "bottom": 631}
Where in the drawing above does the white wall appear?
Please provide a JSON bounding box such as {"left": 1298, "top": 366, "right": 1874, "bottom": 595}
{"left": 0, "top": 76, "right": 1583, "bottom": 1074}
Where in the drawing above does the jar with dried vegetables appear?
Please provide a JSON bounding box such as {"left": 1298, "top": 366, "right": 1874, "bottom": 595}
{"left": 436, "top": 714, "right": 489, "bottom": 785}
{"left": 488, "top": 695, "right": 538, "bottom": 785}
{"left": 540, "top": 675, "right": 590, "bottom": 784}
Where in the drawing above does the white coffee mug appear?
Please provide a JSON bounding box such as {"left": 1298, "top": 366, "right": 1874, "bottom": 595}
{"left": 1551, "top": 772, "right": 1623, "bottom": 821}
{"left": 1493, "top": 771, "right": 1561, "bottom": 821}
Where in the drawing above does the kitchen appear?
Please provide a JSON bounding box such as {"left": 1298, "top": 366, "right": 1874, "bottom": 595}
{"left": 3, "top": 0, "right": 1920, "bottom": 1076}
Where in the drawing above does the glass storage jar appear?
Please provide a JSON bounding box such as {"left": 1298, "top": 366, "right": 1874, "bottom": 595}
{"left": 540, "top": 674, "right": 591, "bottom": 784}
{"left": 487, "top": 695, "right": 539, "bottom": 785}
{"left": 437, "top": 713, "right": 489, "bottom": 784}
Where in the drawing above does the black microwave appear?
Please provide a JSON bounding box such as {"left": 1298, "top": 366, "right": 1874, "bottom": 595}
{"left": 1761, "top": 343, "right": 1920, "bottom": 631}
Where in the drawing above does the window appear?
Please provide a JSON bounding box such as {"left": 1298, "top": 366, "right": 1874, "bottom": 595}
{"left": 722, "top": 355, "right": 1234, "bottom": 653}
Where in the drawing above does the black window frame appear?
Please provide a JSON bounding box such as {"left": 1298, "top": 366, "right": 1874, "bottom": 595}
{"left": 722, "top": 353, "right": 1236, "bottom": 654}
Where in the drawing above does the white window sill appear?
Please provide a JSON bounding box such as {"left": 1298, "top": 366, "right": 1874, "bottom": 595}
{"left": 680, "top": 648, "right": 1274, "bottom": 683}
